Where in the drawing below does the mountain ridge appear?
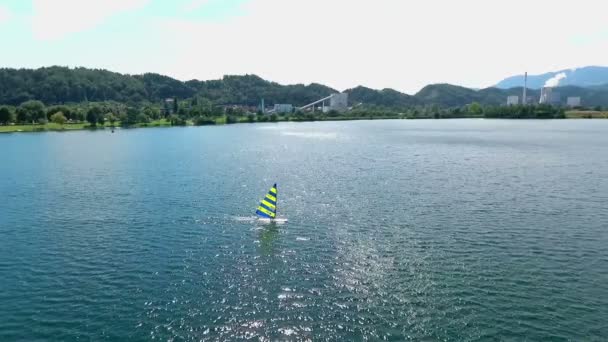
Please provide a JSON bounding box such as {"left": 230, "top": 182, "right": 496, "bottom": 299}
{"left": 1, "top": 66, "right": 608, "bottom": 108}
{"left": 495, "top": 66, "right": 608, "bottom": 89}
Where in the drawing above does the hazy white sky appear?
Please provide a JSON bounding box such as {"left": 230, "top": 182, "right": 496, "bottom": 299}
{"left": 0, "top": 0, "right": 607, "bottom": 93}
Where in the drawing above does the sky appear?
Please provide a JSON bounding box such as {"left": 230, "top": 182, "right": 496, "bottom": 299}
{"left": 0, "top": 0, "right": 607, "bottom": 93}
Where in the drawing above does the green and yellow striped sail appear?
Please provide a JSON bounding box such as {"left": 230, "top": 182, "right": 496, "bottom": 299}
{"left": 256, "top": 184, "right": 277, "bottom": 219}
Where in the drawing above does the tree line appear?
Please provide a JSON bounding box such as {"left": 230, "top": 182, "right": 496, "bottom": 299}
{"left": 0, "top": 99, "right": 568, "bottom": 127}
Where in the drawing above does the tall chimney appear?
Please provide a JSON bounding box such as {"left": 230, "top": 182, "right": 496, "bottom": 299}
{"left": 523, "top": 72, "right": 527, "bottom": 105}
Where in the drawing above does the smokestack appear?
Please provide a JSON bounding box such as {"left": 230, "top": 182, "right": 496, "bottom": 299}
{"left": 523, "top": 72, "right": 527, "bottom": 105}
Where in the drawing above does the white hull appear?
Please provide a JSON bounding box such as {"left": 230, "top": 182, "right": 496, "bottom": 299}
{"left": 257, "top": 217, "right": 288, "bottom": 224}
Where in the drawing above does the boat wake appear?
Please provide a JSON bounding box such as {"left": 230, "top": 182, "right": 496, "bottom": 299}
{"left": 233, "top": 216, "right": 257, "bottom": 223}
{"left": 232, "top": 216, "right": 288, "bottom": 224}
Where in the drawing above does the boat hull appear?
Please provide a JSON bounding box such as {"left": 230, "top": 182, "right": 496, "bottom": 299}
{"left": 257, "top": 218, "right": 288, "bottom": 224}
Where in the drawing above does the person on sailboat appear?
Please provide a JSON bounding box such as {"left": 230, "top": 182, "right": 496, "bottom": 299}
{"left": 256, "top": 184, "right": 287, "bottom": 223}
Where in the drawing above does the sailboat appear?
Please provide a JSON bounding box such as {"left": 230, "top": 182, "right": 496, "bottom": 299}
{"left": 256, "top": 183, "right": 288, "bottom": 223}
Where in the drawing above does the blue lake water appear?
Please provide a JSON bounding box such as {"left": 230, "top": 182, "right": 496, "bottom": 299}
{"left": 1, "top": 119, "right": 607, "bottom": 341}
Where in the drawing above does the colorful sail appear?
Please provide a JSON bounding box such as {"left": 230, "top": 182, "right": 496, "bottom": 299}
{"left": 256, "top": 184, "right": 277, "bottom": 219}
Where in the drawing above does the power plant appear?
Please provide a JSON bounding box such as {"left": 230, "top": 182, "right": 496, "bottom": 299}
{"left": 262, "top": 93, "right": 350, "bottom": 114}
{"left": 539, "top": 87, "right": 561, "bottom": 105}
{"left": 298, "top": 93, "right": 349, "bottom": 112}
{"left": 508, "top": 71, "right": 570, "bottom": 106}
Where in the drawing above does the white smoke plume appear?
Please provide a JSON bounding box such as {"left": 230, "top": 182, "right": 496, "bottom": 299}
{"left": 544, "top": 72, "right": 567, "bottom": 87}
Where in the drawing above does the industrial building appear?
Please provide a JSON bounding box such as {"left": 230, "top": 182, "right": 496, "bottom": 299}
{"left": 523, "top": 96, "right": 535, "bottom": 105}
{"left": 273, "top": 104, "right": 293, "bottom": 113}
{"left": 329, "top": 93, "right": 348, "bottom": 111}
{"left": 298, "top": 93, "right": 349, "bottom": 113}
{"left": 539, "top": 87, "right": 561, "bottom": 105}
{"left": 567, "top": 97, "right": 581, "bottom": 107}
{"left": 507, "top": 96, "right": 520, "bottom": 106}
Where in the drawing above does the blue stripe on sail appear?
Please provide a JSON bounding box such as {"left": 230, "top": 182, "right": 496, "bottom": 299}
{"left": 256, "top": 184, "right": 278, "bottom": 219}
{"left": 260, "top": 202, "right": 275, "bottom": 212}
{"left": 256, "top": 210, "right": 272, "bottom": 218}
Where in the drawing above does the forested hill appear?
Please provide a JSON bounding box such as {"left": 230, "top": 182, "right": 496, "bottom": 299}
{"left": 0, "top": 67, "right": 336, "bottom": 107}
{"left": 1, "top": 66, "right": 608, "bottom": 108}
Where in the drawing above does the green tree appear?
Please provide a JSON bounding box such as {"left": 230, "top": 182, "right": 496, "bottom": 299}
{"left": 468, "top": 102, "right": 483, "bottom": 116}
{"left": 136, "top": 113, "right": 150, "bottom": 124}
{"left": 0, "top": 106, "right": 12, "bottom": 124}
{"left": 86, "top": 106, "right": 102, "bottom": 127}
{"left": 269, "top": 113, "right": 278, "bottom": 122}
{"left": 47, "top": 105, "right": 72, "bottom": 121}
{"left": 17, "top": 100, "right": 46, "bottom": 124}
{"left": 123, "top": 107, "right": 139, "bottom": 126}
{"left": 247, "top": 113, "right": 255, "bottom": 123}
{"left": 105, "top": 113, "right": 117, "bottom": 126}
{"left": 97, "top": 113, "right": 105, "bottom": 126}
{"left": 169, "top": 114, "right": 186, "bottom": 126}
{"left": 173, "top": 97, "right": 178, "bottom": 113}
{"left": 50, "top": 112, "right": 67, "bottom": 126}
{"left": 143, "top": 106, "right": 160, "bottom": 120}
{"left": 72, "top": 108, "right": 85, "bottom": 122}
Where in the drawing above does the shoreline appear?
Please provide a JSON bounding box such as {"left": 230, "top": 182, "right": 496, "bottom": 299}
{"left": 1, "top": 113, "right": 606, "bottom": 134}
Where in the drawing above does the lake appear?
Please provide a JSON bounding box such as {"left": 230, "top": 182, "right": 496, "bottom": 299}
{"left": 1, "top": 119, "right": 607, "bottom": 341}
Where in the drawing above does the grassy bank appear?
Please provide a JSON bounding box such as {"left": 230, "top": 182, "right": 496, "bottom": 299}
{"left": 565, "top": 111, "right": 608, "bottom": 119}
{"left": 0, "top": 122, "right": 89, "bottom": 133}
{"left": 0, "top": 119, "right": 173, "bottom": 133}
{"left": 1, "top": 114, "right": 605, "bottom": 134}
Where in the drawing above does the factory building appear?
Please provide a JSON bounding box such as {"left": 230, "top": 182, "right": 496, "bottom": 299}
{"left": 507, "top": 96, "right": 520, "bottom": 106}
{"left": 539, "top": 87, "right": 561, "bottom": 105}
{"left": 329, "top": 93, "right": 348, "bottom": 111}
{"left": 273, "top": 104, "right": 293, "bottom": 113}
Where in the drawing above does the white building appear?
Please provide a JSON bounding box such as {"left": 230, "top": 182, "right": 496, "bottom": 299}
{"left": 540, "top": 87, "right": 561, "bottom": 105}
{"left": 567, "top": 97, "right": 581, "bottom": 107}
{"left": 507, "top": 96, "right": 519, "bottom": 106}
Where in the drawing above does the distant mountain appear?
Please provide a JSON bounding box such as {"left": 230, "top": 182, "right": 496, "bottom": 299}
{"left": 1, "top": 66, "right": 608, "bottom": 109}
{"left": 418, "top": 83, "right": 608, "bottom": 107}
{"left": 495, "top": 66, "right": 608, "bottom": 89}
{"left": 414, "top": 84, "right": 477, "bottom": 107}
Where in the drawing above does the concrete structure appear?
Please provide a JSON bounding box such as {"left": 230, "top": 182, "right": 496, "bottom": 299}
{"left": 299, "top": 92, "right": 349, "bottom": 113}
{"left": 507, "top": 96, "right": 520, "bottom": 106}
{"left": 523, "top": 72, "right": 527, "bottom": 105}
{"left": 329, "top": 93, "right": 348, "bottom": 111}
{"left": 273, "top": 104, "right": 293, "bottom": 113}
{"left": 539, "top": 87, "right": 561, "bottom": 105}
{"left": 539, "top": 87, "right": 551, "bottom": 104}
{"left": 567, "top": 97, "right": 581, "bottom": 107}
